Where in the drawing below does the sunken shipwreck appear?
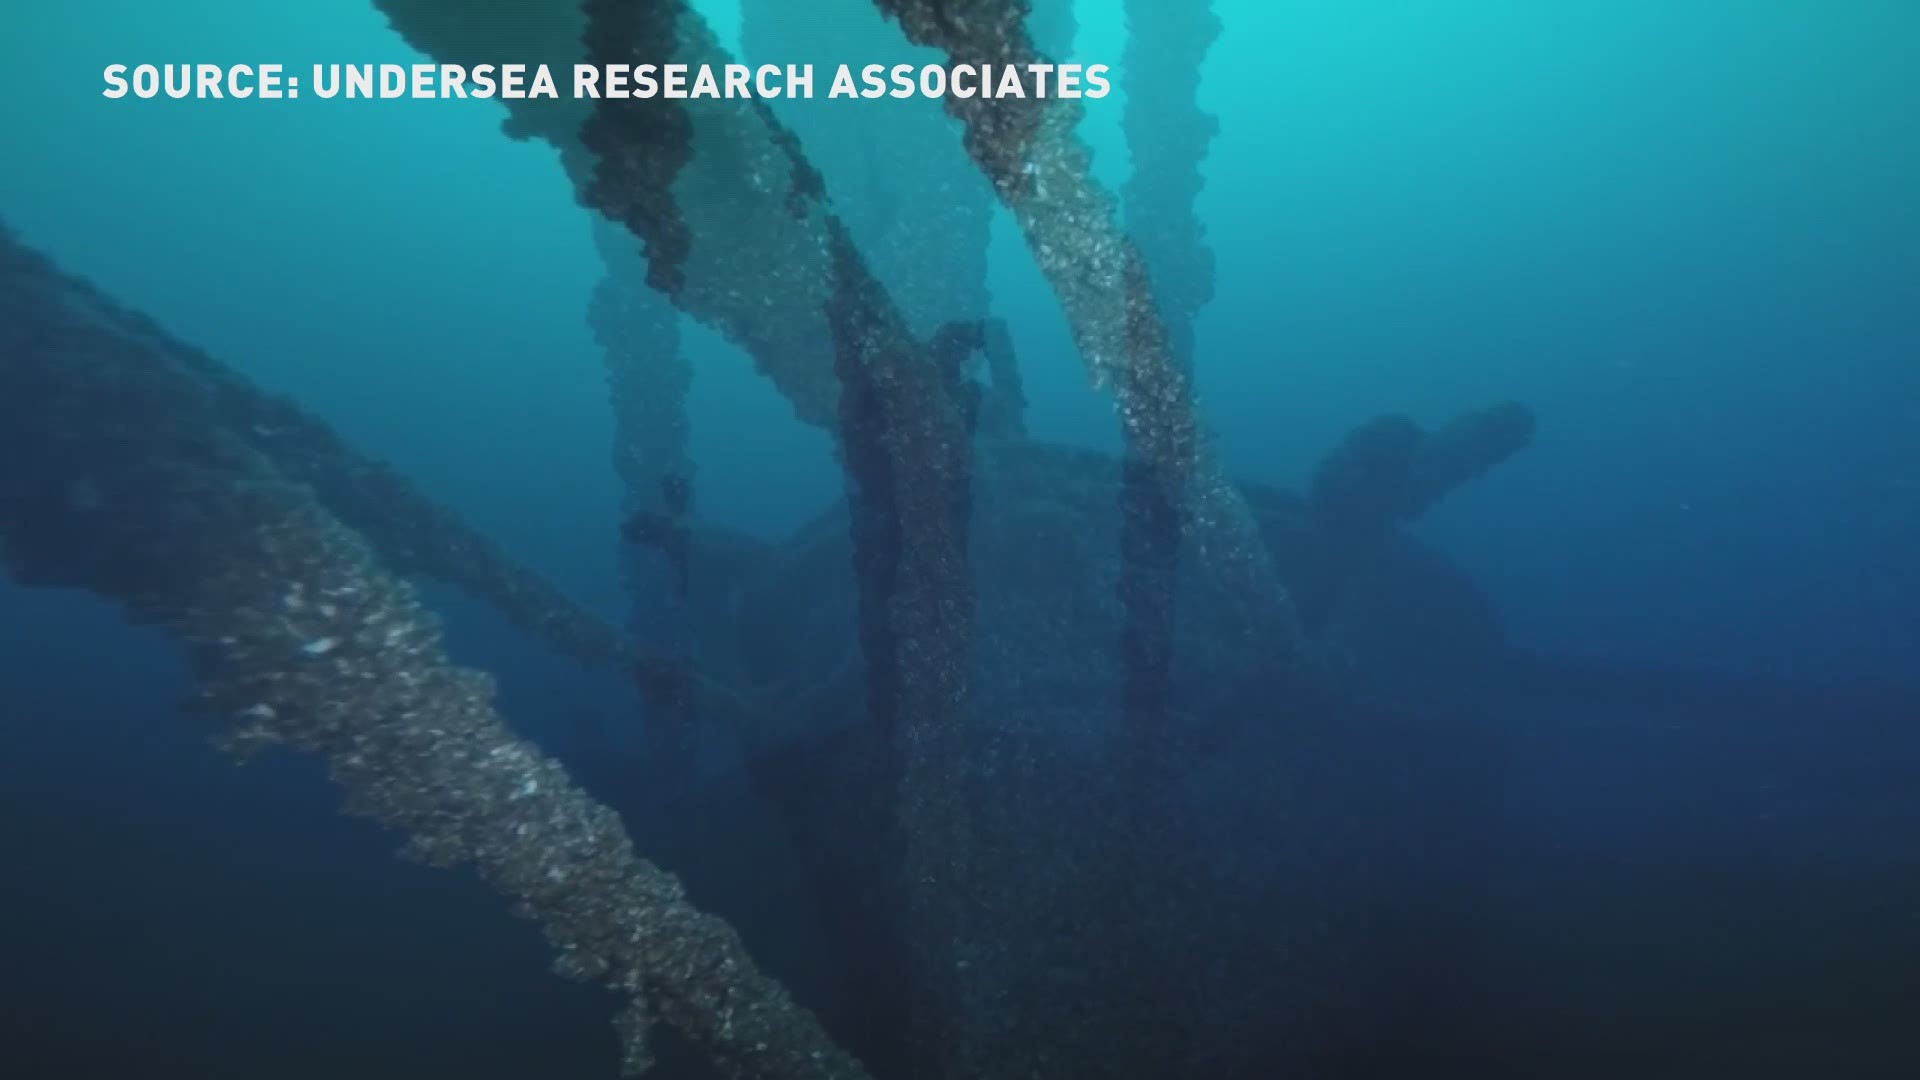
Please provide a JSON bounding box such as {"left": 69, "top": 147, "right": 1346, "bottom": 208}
{"left": 3, "top": 2, "right": 1917, "bottom": 1079}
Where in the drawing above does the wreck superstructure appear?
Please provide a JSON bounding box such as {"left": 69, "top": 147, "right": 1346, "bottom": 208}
{"left": 0, "top": 217, "right": 1535, "bottom": 1078}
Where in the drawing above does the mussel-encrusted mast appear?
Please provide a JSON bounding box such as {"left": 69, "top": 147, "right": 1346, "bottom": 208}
{"left": 739, "top": 0, "right": 996, "bottom": 343}
{"left": 24, "top": 226, "right": 631, "bottom": 674}
{"left": 875, "top": 0, "right": 1313, "bottom": 780}
{"left": 869, "top": 3, "right": 1309, "bottom": 841}
{"left": 1121, "top": 0, "right": 1222, "bottom": 377}
{"left": 576, "top": 4, "right": 986, "bottom": 1074}
{"left": 0, "top": 225, "right": 871, "bottom": 1080}
{"left": 868, "top": 0, "right": 1299, "bottom": 646}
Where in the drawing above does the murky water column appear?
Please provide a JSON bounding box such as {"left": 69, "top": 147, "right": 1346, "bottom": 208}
{"left": 1026, "top": 0, "right": 1078, "bottom": 60}
{"left": 590, "top": 219, "right": 699, "bottom": 762}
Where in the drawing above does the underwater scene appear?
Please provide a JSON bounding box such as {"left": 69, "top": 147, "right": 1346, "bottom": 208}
{"left": 2, "top": 1, "right": 1917, "bottom": 1077}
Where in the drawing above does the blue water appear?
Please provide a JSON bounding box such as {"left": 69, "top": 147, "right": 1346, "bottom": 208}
{"left": 2, "top": 1, "right": 1917, "bottom": 1076}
